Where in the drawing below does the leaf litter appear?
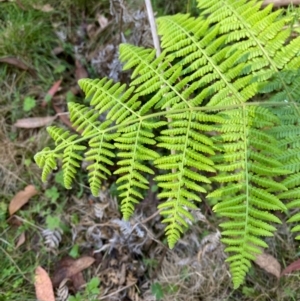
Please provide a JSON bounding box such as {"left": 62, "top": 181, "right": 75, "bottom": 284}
{"left": 46, "top": 188, "right": 229, "bottom": 301}
{"left": 9, "top": 184, "right": 38, "bottom": 215}
{"left": 35, "top": 266, "right": 56, "bottom": 301}
{"left": 14, "top": 116, "right": 57, "bottom": 128}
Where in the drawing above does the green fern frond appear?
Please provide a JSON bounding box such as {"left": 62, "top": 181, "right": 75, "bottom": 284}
{"left": 155, "top": 111, "right": 216, "bottom": 248}
{"left": 78, "top": 77, "right": 140, "bottom": 124}
{"left": 34, "top": 126, "right": 86, "bottom": 188}
{"left": 85, "top": 123, "right": 118, "bottom": 197}
{"left": 119, "top": 43, "right": 192, "bottom": 113}
{"left": 197, "top": 0, "right": 300, "bottom": 103}
{"left": 35, "top": 147, "right": 60, "bottom": 182}
{"left": 267, "top": 104, "right": 300, "bottom": 240}
{"left": 35, "top": 0, "right": 300, "bottom": 289}
{"left": 209, "top": 106, "right": 288, "bottom": 288}
{"left": 115, "top": 120, "right": 160, "bottom": 219}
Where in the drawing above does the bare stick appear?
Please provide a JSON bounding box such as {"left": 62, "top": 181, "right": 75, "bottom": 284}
{"left": 262, "top": 0, "right": 300, "bottom": 6}
{"left": 145, "top": 0, "right": 161, "bottom": 57}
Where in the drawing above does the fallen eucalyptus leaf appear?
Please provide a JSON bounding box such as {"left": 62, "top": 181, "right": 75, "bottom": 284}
{"left": 254, "top": 252, "right": 281, "bottom": 279}
{"left": 281, "top": 259, "right": 300, "bottom": 276}
{"left": 14, "top": 116, "right": 57, "bottom": 128}
{"left": 35, "top": 266, "right": 55, "bottom": 301}
{"left": 9, "top": 185, "right": 38, "bottom": 216}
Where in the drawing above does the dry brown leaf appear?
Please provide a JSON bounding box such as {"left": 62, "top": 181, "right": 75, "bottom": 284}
{"left": 15, "top": 232, "right": 26, "bottom": 248}
{"left": 35, "top": 266, "right": 55, "bottom": 301}
{"left": 97, "top": 14, "right": 108, "bottom": 28}
{"left": 9, "top": 185, "right": 38, "bottom": 216}
{"left": 32, "top": 4, "right": 54, "bottom": 12}
{"left": 52, "top": 256, "right": 95, "bottom": 287}
{"left": 52, "top": 46, "right": 64, "bottom": 56}
{"left": 86, "top": 24, "right": 97, "bottom": 39}
{"left": 7, "top": 215, "right": 23, "bottom": 227}
{"left": 281, "top": 259, "right": 300, "bottom": 276}
{"left": 254, "top": 252, "right": 281, "bottom": 279}
{"left": 67, "top": 256, "right": 95, "bottom": 276}
{"left": 52, "top": 257, "right": 75, "bottom": 287}
{"left": 71, "top": 272, "right": 86, "bottom": 292}
{"left": 0, "top": 57, "right": 36, "bottom": 76}
{"left": 42, "top": 79, "right": 62, "bottom": 107}
{"left": 75, "top": 60, "right": 88, "bottom": 82}
{"left": 14, "top": 116, "right": 57, "bottom": 128}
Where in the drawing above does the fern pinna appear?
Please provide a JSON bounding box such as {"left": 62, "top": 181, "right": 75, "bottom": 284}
{"left": 35, "top": 0, "right": 300, "bottom": 288}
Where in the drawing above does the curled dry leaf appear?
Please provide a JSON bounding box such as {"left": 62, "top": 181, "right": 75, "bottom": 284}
{"left": 9, "top": 185, "right": 38, "bottom": 216}
{"left": 281, "top": 259, "right": 300, "bottom": 276}
{"left": 14, "top": 116, "right": 57, "bottom": 128}
{"left": 35, "top": 266, "right": 56, "bottom": 301}
{"left": 254, "top": 252, "right": 281, "bottom": 279}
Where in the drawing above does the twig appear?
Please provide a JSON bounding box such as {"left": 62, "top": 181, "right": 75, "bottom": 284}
{"left": 56, "top": 112, "right": 69, "bottom": 116}
{"left": 145, "top": 0, "right": 161, "bottom": 57}
{"left": 140, "top": 209, "right": 162, "bottom": 224}
{"left": 13, "top": 216, "right": 44, "bottom": 231}
{"left": 99, "top": 283, "right": 135, "bottom": 300}
{"left": 0, "top": 245, "right": 31, "bottom": 282}
{"left": 145, "top": 0, "right": 176, "bottom": 163}
{"left": 262, "top": 0, "right": 300, "bottom": 6}
{"left": 151, "top": 246, "right": 168, "bottom": 280}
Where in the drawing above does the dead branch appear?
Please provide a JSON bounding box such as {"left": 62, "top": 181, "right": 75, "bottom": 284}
{"left": 262, "top": 0, "right": 300, "bottom": 6}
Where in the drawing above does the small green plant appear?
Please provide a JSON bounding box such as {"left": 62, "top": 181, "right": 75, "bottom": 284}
{"left": 69, "top": 244, "right": 80, "bottom": 258}
{"left": 35, "top": 0, "right": 300, "bottom": 288}
{"left": 45, "top": 187, "right": 60, "bottom": 203}
{"left": 23, "top": 96, "right": 36, "bottom": 112}
{"left": 151, "top": 282, "right": 164, "bottom": 300}
{"left": 68, "top": 277, "right": 100, "bottom": 301}
{"left": 45, "top": 215, "right": 62, "bottom": 230}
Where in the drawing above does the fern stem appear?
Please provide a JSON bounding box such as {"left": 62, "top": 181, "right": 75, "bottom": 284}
{"left": 241, "top": 105, "right": 250, "bottom": 267}
{"left": 40, "top": 101, "right": 298, "bottom": 156}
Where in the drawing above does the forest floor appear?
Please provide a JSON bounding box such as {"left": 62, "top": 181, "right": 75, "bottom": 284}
{"left": 0, "top": 0, "right": 300, "bottom": 300}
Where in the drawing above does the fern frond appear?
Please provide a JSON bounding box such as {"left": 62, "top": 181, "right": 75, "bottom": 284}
{"left": 115, "top": 120, "right": 160, "bottom": 219}
{"left": 155, "top": 111, "right": 216, "bottom": 248}
{"left": 35, "top": 126, "right": 86, "bottom": 187}
{"left": 35, "top": 0, "right": 300, "bottom": 290}
{"left": 78, "top": 77, "right": 141, "bottom": 124}
{"left": 35, "top": 147, "right": 60, "bottom": 182}
{"left": 209, "top": 106, "right": 288, "bottom": 288}
{"left": 119, "top": 44, "right": 192, "bottom": 112}
{"left": 197, "top": 0, "right": 300, "bottom": 103}
{"left": 157, "top": 13, "right": 257, "bottom": 107}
